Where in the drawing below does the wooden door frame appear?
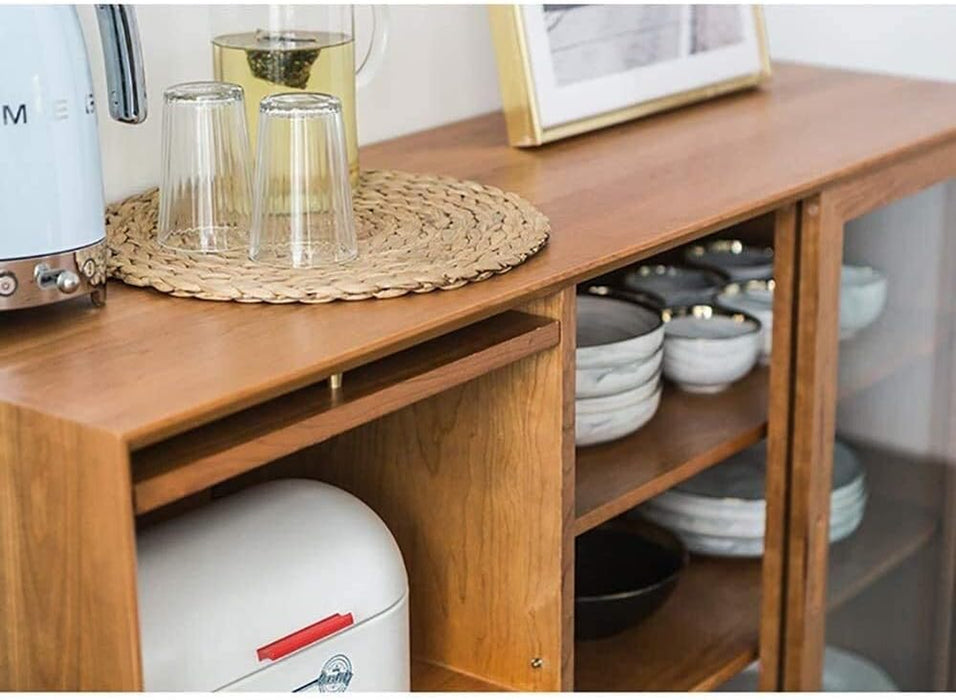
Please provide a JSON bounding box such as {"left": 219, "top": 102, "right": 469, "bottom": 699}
{"left": 757, "top": 203, "right": 799, "bottom": 690}
{"left": 779, "top": 138, "right": 956, "bottom": 690}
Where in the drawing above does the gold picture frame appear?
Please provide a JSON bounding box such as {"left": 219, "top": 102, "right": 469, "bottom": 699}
{"left": 489, "top": 5, "right": 772, "bottom": 147}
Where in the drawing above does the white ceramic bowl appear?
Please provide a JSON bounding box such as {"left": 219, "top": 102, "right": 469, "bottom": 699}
{"left": 716, "top": 280, "right": 774, "bottom": 365}
{"left": 662, "top": 306, "right": 761, "bottom": 393}
{"left": 576, "top": 345, "right": 663, "bottom": 399}
{"left": 575, "top": 382, "right": 662, "bottom": 447}
{"left": 576, "top": 294, "right": 664, "bottom": 370}
{"left": 577, "top": 371, "right": 660, "bottom": 414}
{"left": 839, "top": 265, "right": 887, "bottom": 340}
{"left": 684, "top": 239, "right": 774, "bottom": 282}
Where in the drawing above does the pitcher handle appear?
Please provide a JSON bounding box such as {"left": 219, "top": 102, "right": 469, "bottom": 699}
{"left": 355, "top": 5, "right": 389, "bottom": 89}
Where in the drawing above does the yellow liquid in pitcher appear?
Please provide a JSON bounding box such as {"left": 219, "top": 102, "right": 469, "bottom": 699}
{"left": 212, "top": 31, "right": 358, "bottom": 184}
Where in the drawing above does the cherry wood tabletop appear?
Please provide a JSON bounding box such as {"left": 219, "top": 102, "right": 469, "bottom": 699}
{"left": 4, "top": 62, "right": 956, "bottom": 443}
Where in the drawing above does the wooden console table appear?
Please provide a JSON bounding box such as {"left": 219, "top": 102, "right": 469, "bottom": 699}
{"left": 4, "top": 63, "right": 956, "bottom": 691}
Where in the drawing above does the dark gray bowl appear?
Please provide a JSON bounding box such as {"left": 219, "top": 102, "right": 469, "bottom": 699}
{"left": 620, "top": 264, "right": 728, "bottom": 309}
{"left": 575, "top": 520, "right": 687, "bottom": 640}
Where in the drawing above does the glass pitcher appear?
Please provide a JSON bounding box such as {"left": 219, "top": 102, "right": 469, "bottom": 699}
{"left": 211, "top": 5, "right": 387, "bottom": 185}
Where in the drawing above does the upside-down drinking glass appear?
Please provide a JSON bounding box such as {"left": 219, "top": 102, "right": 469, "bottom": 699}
{"left": 158, "top": 82, "right": 253, "bottom": 252}
{"left": 249, "top": 92, "right": 357, "bottom": 268}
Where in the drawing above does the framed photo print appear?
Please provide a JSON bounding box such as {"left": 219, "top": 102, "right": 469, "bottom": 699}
{"left": 489, "top": 5, "right": 771, "bottom": 146}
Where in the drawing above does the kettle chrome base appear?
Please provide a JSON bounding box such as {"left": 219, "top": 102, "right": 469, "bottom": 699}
{"left": 0, "top": 241, "right": 108, "bottom": 311}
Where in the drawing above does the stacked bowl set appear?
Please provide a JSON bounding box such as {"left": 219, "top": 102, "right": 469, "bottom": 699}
{"left": 574, "top": 238, "right": 894, "bottom": 688}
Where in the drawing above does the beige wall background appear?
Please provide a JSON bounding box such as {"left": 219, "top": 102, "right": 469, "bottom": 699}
{"left": 79, "top": 5, "right": 503, "bottom": 201}
{"left": 81, "top": 5, "right": 956, "bottom": 202}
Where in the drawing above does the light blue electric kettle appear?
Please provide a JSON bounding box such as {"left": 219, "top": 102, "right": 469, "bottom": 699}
{"left": 0, "top": 5, "right": 146, "bottom": 311}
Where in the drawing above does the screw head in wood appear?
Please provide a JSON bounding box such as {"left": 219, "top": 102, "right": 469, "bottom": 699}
{"left": 531, "top": 657, "right": 543, "bottom": 669}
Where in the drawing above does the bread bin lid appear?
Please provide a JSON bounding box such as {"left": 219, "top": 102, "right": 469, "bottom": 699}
{"left": 137, "top": 479, "right": 408, "bottom": 691}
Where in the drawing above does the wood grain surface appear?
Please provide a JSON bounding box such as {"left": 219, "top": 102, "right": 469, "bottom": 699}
{"left": 212, "top": 292, "right": 574, "bottom": 691}
{"left": 4, "top": 65, "right": 956, "bottom": 444}
{"left": 0, "top": 406, "right": 141, "bottom": 690}
{"left": 5, "top": 61, "right": 956, "bottom": 694}
{"left": 825, "top": 136, "right": 956, "bottom": 222}
{"left": 758, "top": 204, "right": 799, "bottom": 690}
{"left": 575, "top": 368, "right": 768, "bottom": 534}
{"left": 131, "top": 310, "right": 558, "bottom": 512}
{"left": 781, "top": 195, "right": 844, "bottom": 690}
{"left": 525, "top": 290, "right": 577, "bottom": 690}
{"left": 411, "top": 659, "right": 509, "bottom": 691}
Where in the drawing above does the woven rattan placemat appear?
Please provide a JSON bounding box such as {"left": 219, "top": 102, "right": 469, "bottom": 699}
{"left": 105, "top": 170, "right": 550, "bottom": 303}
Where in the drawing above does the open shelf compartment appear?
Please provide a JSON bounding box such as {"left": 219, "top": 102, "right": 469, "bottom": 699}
{"left": 572, "top": 364, "right": 771, "bottom": 690}
{"left": 411, "top": 660, "right": 510, "bottom": 692}
{"left": 575, "top": 367, "right": 769, "bottom": 534}
{"left": 828, "top": 440, "right": 942, "bottom": 613}
{"left": 131, "top": 310, "right": 559, "bottom": 515}
{"left": 575, "top": 551, "right": 761, "bottom": 691}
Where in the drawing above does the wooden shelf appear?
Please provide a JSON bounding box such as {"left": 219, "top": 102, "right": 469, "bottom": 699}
{"left": 411, "top": 659, "right": 509, "bottom": 692}
{"left": 575, "top": 554, "right": 761, "bottom": 691}
{"left": 828, "top": 492, "right": 937, "bottom": 611}
{"left": 131, "top": 310, "right": 558, "bottom": 514}
{"left": 838, "top": 309, "right": 942, "bottom": 402}
{"left": 827, "top": 441, "right": 942, "bottom": 612}
{"left": 575, "top": 367, "right": 768, "bottom": 535}
{"left": 573, "top": 470, "right": 936, "bottom": 692}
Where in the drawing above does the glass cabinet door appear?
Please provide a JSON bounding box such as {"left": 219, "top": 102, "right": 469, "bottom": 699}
{"left": 822, "top": 180, "right": 956, "bottom": 690}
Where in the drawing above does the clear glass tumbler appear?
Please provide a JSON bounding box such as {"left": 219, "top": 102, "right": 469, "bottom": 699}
{"left": 250, "top": 92, "right": 358, "bottom": 268}
{"left": 158, "top": 82, "right": 253, "bottom": 252}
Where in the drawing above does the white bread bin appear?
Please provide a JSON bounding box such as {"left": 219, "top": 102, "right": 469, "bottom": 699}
{"left": 137, "top": 479, "right": 409, "bottom": 691}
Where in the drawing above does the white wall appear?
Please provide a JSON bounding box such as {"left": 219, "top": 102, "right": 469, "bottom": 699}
{"left": 85, "top": 5, "right": 956, "bottom": 202}
{"left": 79, "top": 5, "right": 501, "bottom": 201}
{"left": 765, "top": 5, "right": 956, "bottom": 82}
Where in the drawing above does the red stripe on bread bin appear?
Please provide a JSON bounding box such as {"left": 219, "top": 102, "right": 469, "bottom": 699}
{"left": 257, "top": 612, "right": 354, "bottom": 661}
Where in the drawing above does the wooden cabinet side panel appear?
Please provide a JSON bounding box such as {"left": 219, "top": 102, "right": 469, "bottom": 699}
{"left": 0, "top": 405, "right": 141, "bottom": 690}
{"left": 222, "top": 290, "right": 575, "bottom": 691}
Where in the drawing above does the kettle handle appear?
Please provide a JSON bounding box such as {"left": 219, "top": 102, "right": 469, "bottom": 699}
{"left": 94, "top": 5, "right": 147, "bottom": 124}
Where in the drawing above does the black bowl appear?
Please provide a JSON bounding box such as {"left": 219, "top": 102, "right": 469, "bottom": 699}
{"left": 575, "top": 520, "right": 687, "bottom": 640}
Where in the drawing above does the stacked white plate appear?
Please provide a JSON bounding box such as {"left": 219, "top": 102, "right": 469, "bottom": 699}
{"left": 576, "top": 293, "right": 664, "bottom": 447}
{"left": 637, "top": 439, "right": 866, "bottom": 557}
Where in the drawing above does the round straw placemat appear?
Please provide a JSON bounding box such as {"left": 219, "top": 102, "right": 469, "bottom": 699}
{"left": 105, "top": 170, "right": 549, "bottom": 303}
